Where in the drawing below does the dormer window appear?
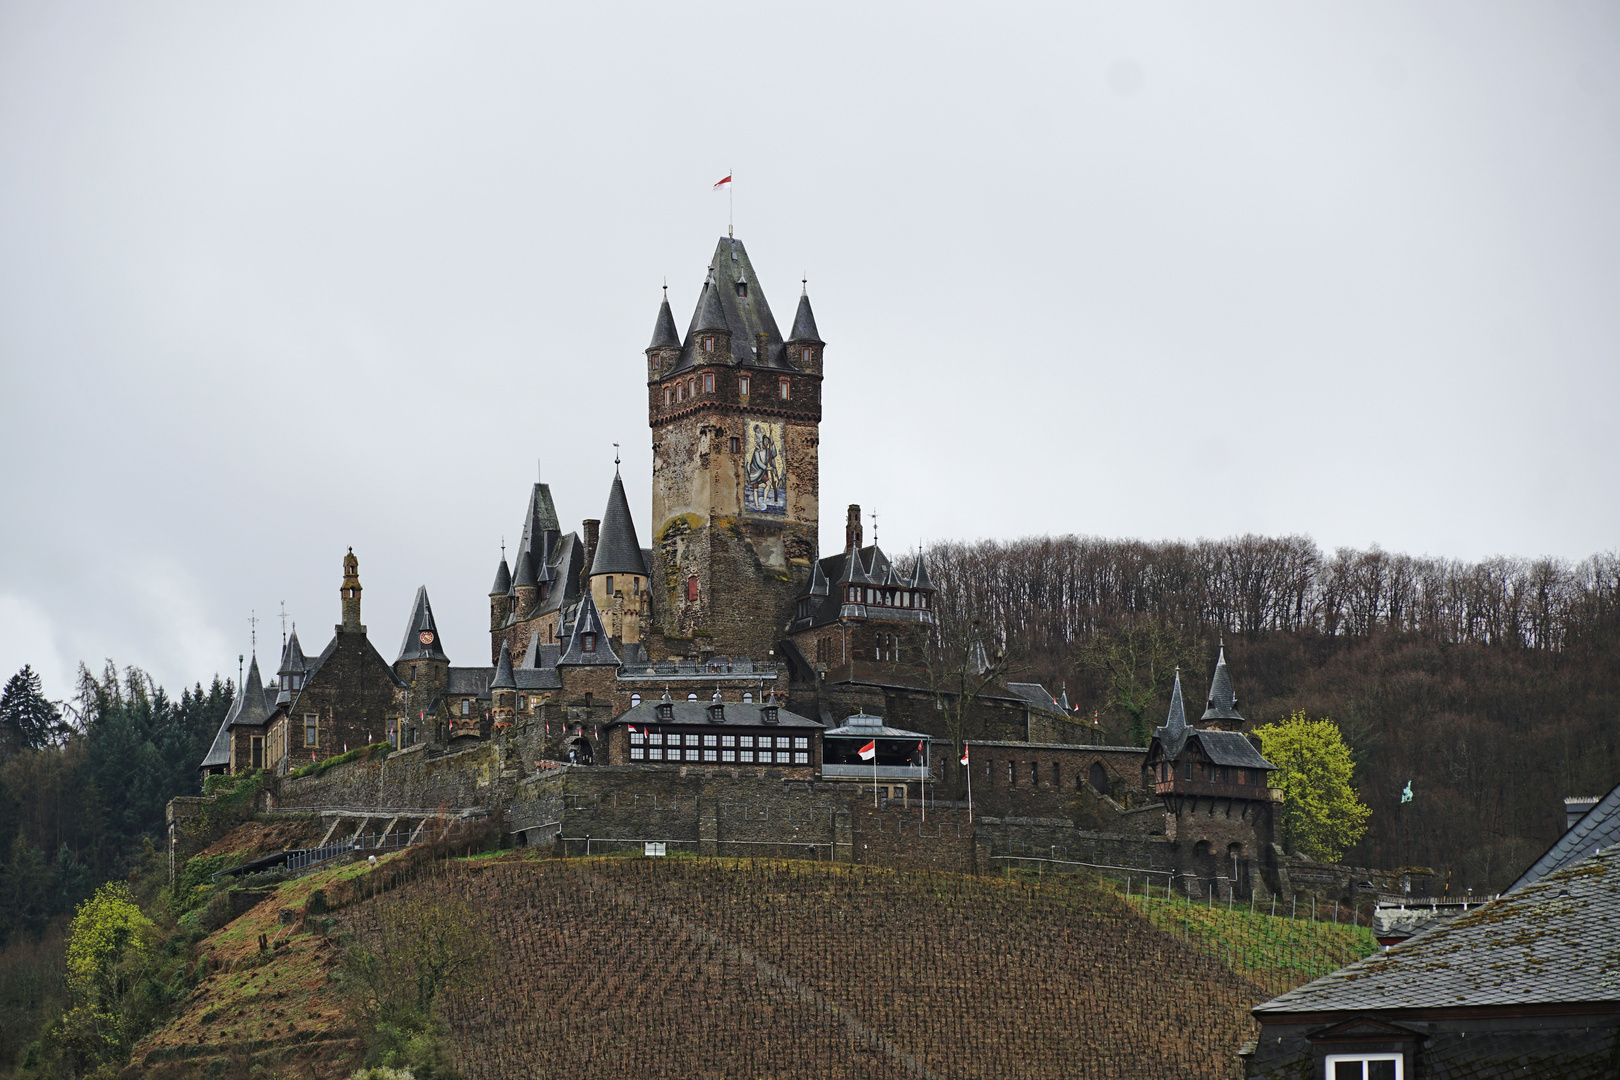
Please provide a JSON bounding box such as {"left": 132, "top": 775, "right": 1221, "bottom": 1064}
{"left": 779, "top": 377, "right": 791, "bottom": 400}
{"left": 735, "top": 280, "right": 747, "bottom": 298}
{"left": 739, "top": 376, "right": 749, "bottom": 396}
{"left": 582, "top": 633, "right": 596, "bottom": 654}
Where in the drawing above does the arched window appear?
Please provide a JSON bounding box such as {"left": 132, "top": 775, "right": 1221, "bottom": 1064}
{"left": 743, "top": 692, "right": 753, "bottom": 703}
{"left": 631, "top": 693, "right": 641, "bottom": 707}
{"left": 676, "top": 382, "right": 684, "bottom": 402}
{"left": 687, "top": 693, "right": 699, "bottom": 702}
{"left": 687, "top": 576, "right": 699, "bottom": 603}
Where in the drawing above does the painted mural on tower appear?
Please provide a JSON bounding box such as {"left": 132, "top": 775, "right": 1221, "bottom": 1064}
{"left": 744, "top": 421, "right": 785, "bottom": 515}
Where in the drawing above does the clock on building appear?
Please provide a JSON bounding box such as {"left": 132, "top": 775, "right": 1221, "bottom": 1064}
{"left": 419, "top": 631, "right": 435, "bottom": 645}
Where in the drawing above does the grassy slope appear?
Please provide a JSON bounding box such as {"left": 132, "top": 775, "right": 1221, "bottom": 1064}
{"left": 136, "top": 851, "right": 1377, "bottom": 1080}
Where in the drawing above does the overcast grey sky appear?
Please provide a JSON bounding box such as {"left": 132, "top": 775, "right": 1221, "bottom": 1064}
{"left": 2, "top": 2, "right": 1617, "bottom": 703}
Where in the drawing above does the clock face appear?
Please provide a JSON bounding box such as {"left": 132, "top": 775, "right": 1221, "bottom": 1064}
{"left": 419, "top": 631, "right": 435, "bottom": 645}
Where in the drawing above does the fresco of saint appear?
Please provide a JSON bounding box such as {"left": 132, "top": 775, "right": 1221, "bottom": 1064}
{"left": 744, "top": 421, "right": 786, "bottom": 515}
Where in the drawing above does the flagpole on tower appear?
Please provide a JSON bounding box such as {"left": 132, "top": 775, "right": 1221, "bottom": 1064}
{"left": 728, "top": 166, "right": 734, "bottom": 238}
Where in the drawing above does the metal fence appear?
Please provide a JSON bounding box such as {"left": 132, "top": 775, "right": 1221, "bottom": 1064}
{"left": 285, "top": 828, "right": 418, "bottom": 875}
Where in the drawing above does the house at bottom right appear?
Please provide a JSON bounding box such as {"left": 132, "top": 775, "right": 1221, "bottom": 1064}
{"left": 1245, "top": 803, "right": 1620, "bottom": 1079}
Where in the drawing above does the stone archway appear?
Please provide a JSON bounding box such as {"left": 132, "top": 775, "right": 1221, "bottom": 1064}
{"left": 567, "top": 737, "right": 594, "bottom": 766}
{"left": 1088, "top": 761, "right": 1109, "bottom": 795}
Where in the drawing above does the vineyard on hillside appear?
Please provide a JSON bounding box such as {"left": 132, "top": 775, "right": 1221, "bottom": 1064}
{"left": 338, "top": 855, "right": 1370, "bottom": 1080}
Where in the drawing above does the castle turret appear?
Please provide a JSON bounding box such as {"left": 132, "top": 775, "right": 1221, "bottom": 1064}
{"left": 489, "top": 555, "right": 512, "bottom": 631}
{"left": 339, "top": 548, "right": 364, "bottom": 634}
{"left": 786, "top": 283, "right": 823, "bottom": 376}
{"left": 512, "top": 545, "right": 539, "bottom": 621}
{"left": 490, "top": 640, "right": 516, "bottom": 729}
{"left": 646, "top": 288, "right": 682, "bottom": 381}
{"left": 590, "top": 467, "right": 650, "bottom": 648}
{"left": 1199, "top": 639, "right": 1246, "bottom": 731}
{"left": 396, "top": 586, "right": 451, "bottom": 711}
{"left": 275, "top": 627, "right": 309, "bottom": 705}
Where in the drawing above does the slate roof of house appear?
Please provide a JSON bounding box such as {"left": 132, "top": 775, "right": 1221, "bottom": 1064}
{"left": 1007, "top": 682, "right": 1068, "bottom": 716}
{"left": 397, "top": 586, "right": 450, "bottom": 663}
{"left": 446, "top": 667, "right": 494, "bottom": 697}
{"left": 590, "top": 471, "right": 649, "bottom": 577}
{"left": 1200, "top": 643, "right": 1244, "bottom": 724}
{"left": 200, "top": 666, "right": 278, "bottom": 768}
{"left": 295, "top": 630, "right": 408, "bottom": 697}
{"left": 1192, "top": 730, "right": 1274, "bottom": 770}
{"left": 648, "top": 293, "right": 681, "bottom": 350}
{"left": 790, "top": 545, "right": 936, "bottom": 631}
{"left": 823, "top": 712, "right": 928, "bottom": 740}
{"left": 612, "top": 699, "right": 821, "bottom": 729}
{"left": 1507, "top": 778, "right": 1620, "bottom": 893}
{"left": 787, "top": 288, "right": 822, "bottom": 344}
{"left": 670, "top": 238, "right": 798, "bottom": 374}
{"left": 1255, "top": 846, "right": 1620, "bottom": 1015}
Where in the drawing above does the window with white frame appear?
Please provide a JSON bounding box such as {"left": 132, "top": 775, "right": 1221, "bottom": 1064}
{"left": 794, "top": 737, "right": 808, "bottom": 749}
{"left": 685, "top": 734, "right": 699, "bottom": 746}
{"left": 740, "top": 750, "right": 754, "bottom": 763}
{"left": 722, "top": 750, "right": 736, "bottom": 762}
{"left": 739, "top": 375, "right": 749, "bottom": 396}
{"left": 721, "top": 735, "right": 736, "bottom": 747}
{"left": 648, "top": 732, "right": 662, "bottom": 745}
{"left": 461, "top": 699, "right": 470, "bottom": 716}
{"left": 631, "top": 747, "right": 645, "bottom": 760}
{"left": 630, "top": 730, "right": 645, "bottom": 744}
{"left": 1325, "top": 1055, "right": 1400, "bottom": 1080}
{"left": 631, "top": 694, "right": 641, "bottom": 707}
{"left": 794, "top": 752, "right": 808, "bottom": 764}
{"left": 703, "top": 750, "right": 717, "bottom": 761}
{"left": 703, "top": 734, "right": 718, "bottom": 746}
{"left": 739, "top": 736, "right": 754, "bottom": 747}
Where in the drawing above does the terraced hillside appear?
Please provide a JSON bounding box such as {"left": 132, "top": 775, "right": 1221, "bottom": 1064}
{"left": 135, "top": 847, "right": 1377, "bottom": 1080}
{"left": 358, "top": 857, "right": 1275, "bottom": 1080}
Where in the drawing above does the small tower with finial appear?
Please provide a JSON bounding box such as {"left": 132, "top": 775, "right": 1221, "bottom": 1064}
{"left": 339, "top": 547, "right": 364, "bottom": 634}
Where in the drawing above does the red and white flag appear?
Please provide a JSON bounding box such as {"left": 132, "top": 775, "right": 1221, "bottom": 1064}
{"left": 857, "top": 740, "right": 877, "bottom": 761}
{"left": 960, "top": 744, "right": 970, "bottom": 766}
{"left": 713, "top": 174, "right": 732, "bottom": 190}
{"left": 627, "top": 725, "right": 637, "bottom": 734}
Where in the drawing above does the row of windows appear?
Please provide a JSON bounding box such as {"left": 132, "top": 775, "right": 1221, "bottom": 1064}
{"left": 875, "top": 633, "right": 902, "bottom": 662}
{"left": 631, "top": 733, "right": 807, "bottom": 749}
{"left": 663, "top": 372, "right": 794, "bottom": 406}
{"left": 279, "top": 674, "right": 305, "bottom": 691}
{"left": 846, "top": 587, "right": 929, "bottom": 609}
{"left": 1155, "top": 762, "right": 1264, "bottom": 785}
{"left": 631, "top": 747, "right": 809, "bottom": 764}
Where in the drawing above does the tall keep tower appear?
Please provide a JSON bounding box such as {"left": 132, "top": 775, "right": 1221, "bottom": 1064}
{"left": 647, "top": 237, "right": 823, "bottom": 658}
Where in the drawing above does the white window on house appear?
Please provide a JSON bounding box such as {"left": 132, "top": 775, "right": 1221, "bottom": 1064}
{"left": 648, "top": 748, "right": 662, "bottom": 761}
{"left": 739, "top": 376, "right": 749, "bottom": 396}
{"left": 721, "top": 735, "right": 736, "bottom": 747}
{"left": 794, "top": 737, "right": 808, "bottom": 749}
{"left": 740, "top": 751, "right": 754, "bottom": 763}
{"left": 703, "top": 373, "right": 714, "bottom": 393}
{"left": 742, "top": 692, "right": 753, "bottom": 703}
{"left": 304, "top": 715, "right": 318, "bottom": 747}
{"left": 665, "top": 387, "right": 672, "bottom": 406}
{"left": 518, "top": 695, "right": 526, "bottom": 710}
{"left": 676, "top": 382, "right": 684, "bottom": 402}
{"left": 778, "top": 377, "right": 790, "bottom": 400}
{"left": 703, "top": 336, "right": 714, "bottom": 354}
{"left": 1325, "top": 1056, "right": 1400, "bottom": 1080}
{"left": 802, "top": 346, "right": 812, "bottom": 364}
{"left": 461, "top": 699, "right": 470, "bottom": 716}
{"left": 631, "top": 747, "right": 645, "bottom": 760}
{"left": 688, "top": 693, "right": 699, "bottom": 701}
{"left": 794, "top": 752, "right": 809, "bottom": 764}
{"left": 722, "top": 750, "right": 736, "bottom": 762}
{"left": 630, "top": 730, "right": 645, "bottom": 744}
{"left": 685, "top": 734, "right": 700, "bottom": 746}
{"left": 648, "top": 732, "right": 662, "bottom": 745}
{"left": 688, "top": 377, "right": 696, "bottom": 398}
{"left": 739, "top": 736, "right": 754, "bottom": 747}
{"left": 703, "top": 750, "right": 718, "bottom": 761}
{"left": 703, "top": 735, "right": 718, "bottom": 746}
{"left": 631, "top": 694, "right": 641, "bottom": 707}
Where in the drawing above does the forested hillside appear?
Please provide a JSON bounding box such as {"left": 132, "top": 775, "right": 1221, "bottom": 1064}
{"left": 927, "top": 536, "right": 1620, "bottom": 892}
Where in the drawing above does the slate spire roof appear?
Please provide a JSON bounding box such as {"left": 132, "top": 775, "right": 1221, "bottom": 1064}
{"left": 1200, "top": 640, "right": 1244, "bottom": 725}
{"left": 227, "top": 655, "right": 269, "bottom": 730}
{"left": 1156, "top": 668, "right": 1191, "bottom": 761}
{"left": 397, "top": 586, "right": 450, "bottom": 663}
{"left": 672, "top": 238, "right": 795, "bottom": 373}
{"left": 648, "top": 291, "right": 681, "bottom": 350}
{"left": 590, "top": 469, "right": 649, "bottom": 577}
{"left": 910, "top": 554, "right": 934, "bottom": 590}
{"left": 277, "top": 629, "right": 308, "bottom": 678}
{"left": 787, "top": 285, "right": 822, "bottom": 344}
{"left": 512, "top": 546, "right": 537, "bottom": 590}
{"left": 490, "top": 640, "right": 516, "bottom": 690}
{"left": 490, "top": 556, "right": 511, "bottom": 597}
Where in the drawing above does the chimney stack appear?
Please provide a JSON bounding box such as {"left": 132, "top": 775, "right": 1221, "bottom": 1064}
{"left": 339, "top": 548, "right": 364, "bottom": 634}
{"left": 846, "top": 504, "right": 863, "bottom": 554}
{"left": 581, "top": 519, "right": 601, "bottom": 595}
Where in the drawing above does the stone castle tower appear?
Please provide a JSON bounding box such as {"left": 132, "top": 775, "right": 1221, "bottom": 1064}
{"left": 646, "top": 237, "right": 824, "bottom": 659}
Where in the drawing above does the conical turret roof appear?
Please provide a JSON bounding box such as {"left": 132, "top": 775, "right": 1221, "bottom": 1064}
{"left": 694, "top": 276, "right": 729, "bottom": 333}
{"left": 1200, "top": 641, "right": 1244, "bottom": 725}
{"left": 278, "top": 629, "right": 308, "bottom": 676}
{"left": 397, "top": 586, "right": 450, "bottom": 663}
{"left": 591, "top": 471, "right": 649, "bottom": 577}
{"left": 512, "top": 547, "right": 537, "bottom": 590}
{"left": 648, "top": 293, "right": 681, "bottom": 350}
{"left": 1155, "top": 669, "right": 1191, "bottom": 761}
{"left": 910, "top": 554, "right": 934, "bottom": 590}
{"left": 787, "top": 288, "right": 822, "bottom": 344}
{"left": 490, "top": 640, "right": 516, "bottom": 690}
{"left": 490, "top": 557, "right": 511, "bottom": 597}
{"left": 229, "top": 655, "right": 269, "bottom": 729}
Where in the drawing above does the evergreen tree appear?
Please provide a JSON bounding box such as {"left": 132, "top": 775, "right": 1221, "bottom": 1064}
{"left": 0, "top": 666, "right": 66, "bottom": 760}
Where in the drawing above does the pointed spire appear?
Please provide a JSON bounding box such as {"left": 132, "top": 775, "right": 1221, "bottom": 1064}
{"left": 910, "top": 552, "right": 934, "bottom": 591}
{"left": 397, "top": 586, "right": 450, "bottom": 663}
{"left": 278, "top": 627, "right": 308, "bottom": 677}
{"left": 490, "top": 556, "right": 511, "bottom": 597}
{"left": 512, "top": 547, "right": 537, "bottom": 590}
{"left": 787, "top": 287, "right": 822, "bottom": 344}
{"left": 591, "top": 471, "right": 650, "bottom": 577}
{"left": 808, "top": 560, "right": 829, "bottom": 596}
{"left": 1166, "top": 668, "right": 1187, "bottom": 732}
{"left": 1200, "top": 637, "right": 1245, "bottom": 727}
{"left": 695, "top": 276, "right": 728, "bottom": 333}
{"left": 648, "top": 290, "right": 681, "bottom": 350}
{"left": 491, "top": 640, "right": 517, "bottom": 690}
{"left": 230, "top": 655, "right": 269, "bottom": 728}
